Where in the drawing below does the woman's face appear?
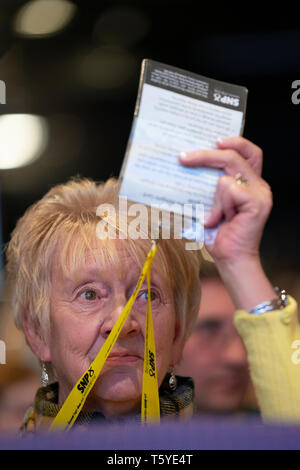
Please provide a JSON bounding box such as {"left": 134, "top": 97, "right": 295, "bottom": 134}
{"left": 40, "top": 240, "right": 182, "bottom": 419}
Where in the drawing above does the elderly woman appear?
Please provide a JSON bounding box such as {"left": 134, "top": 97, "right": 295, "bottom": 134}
{"left": 5, "top": 137, "right": 300, "bottom": 432}
{"left": 6, "top": 176, "right": 202, "bottom": 431}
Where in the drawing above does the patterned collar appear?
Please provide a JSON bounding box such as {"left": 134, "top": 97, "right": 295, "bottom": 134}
{"left": 21, "top": 375, "right": 194, "bottom": 433}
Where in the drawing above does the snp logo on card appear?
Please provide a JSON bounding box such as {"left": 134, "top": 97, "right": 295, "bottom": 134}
{"left": 0, "top": 80, "right": 6, "bottom": 104}
{"left": 213, "top": 90, "right": 240, "bottom": 107}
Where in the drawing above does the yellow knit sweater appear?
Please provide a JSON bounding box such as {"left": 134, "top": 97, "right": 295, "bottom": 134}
{"left": 234, "top": 296, "right": 300, "bottom": 423}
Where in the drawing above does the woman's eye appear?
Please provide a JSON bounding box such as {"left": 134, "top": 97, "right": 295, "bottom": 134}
{"left": 80, "top": 289, "right": 97, "bottom": 301}
{"left": 138, "top": 289, "right": 161, "bottom": 307}
{"left": 142, "top": 291, "right": 157, "bottom": 301}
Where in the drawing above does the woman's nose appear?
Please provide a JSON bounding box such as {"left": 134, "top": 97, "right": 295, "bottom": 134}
{"left": 100, "top": 303, "right": 141, "bottom": 339}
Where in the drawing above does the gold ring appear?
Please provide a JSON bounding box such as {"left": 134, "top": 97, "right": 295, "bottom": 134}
{"left": 235, "top": 173, "right": 249, "bottom": 186}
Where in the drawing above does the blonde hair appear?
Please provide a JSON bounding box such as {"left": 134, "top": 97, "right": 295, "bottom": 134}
{"left": 5, "top": 177, "right": 202, "bottom": 347}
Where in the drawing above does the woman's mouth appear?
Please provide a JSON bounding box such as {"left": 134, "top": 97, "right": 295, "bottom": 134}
{"left": 106, "top": 351, "right": 142, "bottom": 363}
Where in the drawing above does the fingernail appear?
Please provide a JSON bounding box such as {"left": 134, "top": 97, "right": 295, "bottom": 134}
{"left": 216, "top": 137, "right": 223, "bottom": 145}
{"left": 179, "top": 151, "right": 188, "bottom": 160}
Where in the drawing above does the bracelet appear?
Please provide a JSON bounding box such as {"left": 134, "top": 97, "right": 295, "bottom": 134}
{"left": 249, "top": 287, "right": 289, "bottom": 315}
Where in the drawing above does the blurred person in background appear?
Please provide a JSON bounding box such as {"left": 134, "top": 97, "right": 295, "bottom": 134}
{"left": 0, "top": 373, "right": 40, "bottom": 435}
{"left": 176, "top": 259, "right": 258, "bottom": 416}
{"left": 0, "top": 283, "right": 40, "bottom": 435}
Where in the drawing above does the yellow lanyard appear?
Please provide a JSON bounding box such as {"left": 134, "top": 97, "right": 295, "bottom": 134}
{"left": 50, "top": 241, "right": 160, "bottom": 431}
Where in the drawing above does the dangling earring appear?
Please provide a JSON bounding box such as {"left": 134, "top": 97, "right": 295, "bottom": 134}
{"left": 40, "top": 362, "right": 49, "bottom": 387}
{"left": 168, "top": 367, "right": 177, "bottom": 391}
